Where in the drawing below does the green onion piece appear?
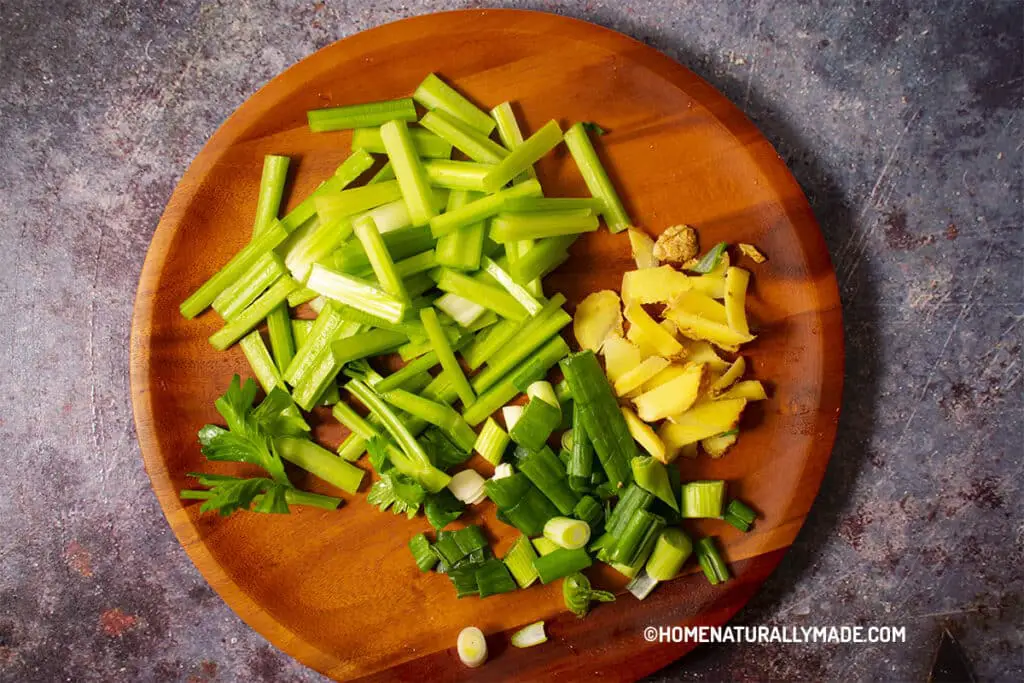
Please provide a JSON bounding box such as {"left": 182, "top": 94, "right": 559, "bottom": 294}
{"left": 278, "top": 150, "right": 376, "bottom": 235}
{"left": 409, "top": 532, "right": 438, "bottom": 572}
{"left": 509, "top": 235, "right": 576, "bottom": 285}
{"left": 695, "top": 536, "right": 730, "bottom": 584}
{"left": 333, "top": 226, "right": 435, "bottom": 273}
{"left": 381, "top": 389, "right": 476, "bottom": 452}
{"left": 567, "top": 403, "right": 594, "bottom": 492}
{"left": 503, "top": 197, "right": 604, "bottom": 213}
{"left": 420, "top": 109, "right": 508, "bottom": 164}
{"left": 473, "top": 296, "right": 571, "bottom": 392}
{"left": 572, "top": 495, "right": 603, "bottom": 531}
{"left": 209, "top": 276, "right": 298, "bottom": 351}
{"left": 424, "top": 488, "right": 465, "bottom": 530}
{"left": 509, "top": 400, "right": 562, "bottom": 452}
{"left": 723, "top": 498, "right": 757, "bottom": 532}
{"left": 517, "top": 445, "right": 580, "bottom": 515}
{"left": 413, "top": 73, "right": 496, "bottom": 135}
{"left": 424, "top": 160, "right": 494, "bottom": 191}
{"left": 482, "top": 119, "right": 562, "bottom": 192}
{"left": 510, "top": 621, "right": 548, "bottom": 648}
{"left": 307, "top": 264, "right": 405, "bottom": 324}
{"left": 563, "top": 122, "right": 632, "bottom": 233}
{"left": 544, "top": 517, "right": 591, "bottom": 550}
{"left": 691, "top": 242, "right": 729, "bottom": 274}
{"left": 429, "top": 178, "right": 542, "bottom": 238}
{"left": 352, "top": 215, "right": 409, "bottom": 303}
{"left": 274, "top": 437, "right": 364, "bottom": 494}
{"left": 483, "top": 471, "right": 531, "bottom": 509}
{"left": 265, "top": 304, "right": 295, "bottom": 373}
{"left": 555, "top": 378, "right": 572, "bottom": 402}
{"left": 490, "top": 101, "right": 537, "bottom": 183}
{"left": 481, "top": 256, "right": 543, "bottom": 315}
{"left": 485, "top": 473, "right": 559, "bottom": 536}
{"left": 457, "top": 626, "right": 488, "bottom": 668}
{"left": 432, "top": 530, "right": 467, "bottom": 567}
{"left": 490, "top": 210, "right": 599, "bottom": 243}
{"left": 563, "top": 572, "right": 616, "bottom": 617}
{"left": 475, "top": 559, "right": 518, "bottom": 598}
{"left": 239, "top": 331, "right": 284, "bottom": 393}
{"left": 251, "top": 154, "right": 290, "bottom": 238}
{"left": 420, "top": 307, "right": 475, "bottom": 408}
{"left": 434, "top": 268, "right": 528, "bottom": 321}
{"left": 307, "top": 97, "right": 417, "bottom": 131}
{"left": 503, "top": 535, "right": 540, "bottom": 588}
{"left": 380, "top": 119, "right": 437, "bottom": 226}
{"left": 532, "top": 537, "right": 559, "bottom": 556}
{"left": 645, "top": 528, "right": 693, "bottom": 581}
{"left": 475, "top": 417, "right": 510, "bottom": 466}
{"left": 631, "top": 457, "right": 679, "bottom": 512}
{"left": 681, "top": 480, "right": 726, "bottom": 518}
{"left": 180, "top": 222, "right": 289, "bottom": 319}
{"left": 605, "top": 484, "right": 654, "bottom": 539}
{"left": 211, "top": 251, "right": 287, "bottom": 319}
{"left": 625, "top": 569, "right": 659, "bottom": 600}
{"left": 533, "top": 547, "right": 592, "bottom": 584}
{"left": 561, "top": 430, "right": 574, "bottom": 452}
{"left": 526, "top": 381, "right": 559, "bottom": 411}
{"left": 609, "top": 510, "right": 665, "bottom": 566}
{"left": 351, "top": 126, "right": 452, "bottom": 158}
{"left": 559, "top": 351, "right": 636, "bottom": 487}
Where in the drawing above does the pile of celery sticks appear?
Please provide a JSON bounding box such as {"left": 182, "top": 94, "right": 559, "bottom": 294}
{"left": 179, "top": 73, "right": 752, "bottom": 612}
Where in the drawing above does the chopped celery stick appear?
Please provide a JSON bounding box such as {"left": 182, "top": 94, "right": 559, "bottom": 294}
{"left": 281, "top": 217, "right": 353, "bottom": 282}
{"left": 380, "top": 119, "right": 436, "bottom": 226}
{"left": 331, "top": 329, "right": 406, "bottom": 365}
{"left": 314, "top": 181, "right": 403, "bottom": 221}
{"left": 491, "top": 101, "right": 537, "bottom": 183}
{"left": 463, "top": 335, "right": 569, "bottom": 426}
{"left": 413, "top": 73, "right": 496, "bottom": 134}
{"left": 490, "top": 210, "right": 599, "bottom": 243}
{"left": 287, "top": 286, "right": 318, "bottom": 307}
{"left": 307, "top": 263, "right": 405, "bottom": 324}
{"left": 462, "top": 318, "right": 520, "bottom": 370}
{"left": 351, "top": 126, "right": 452, "bottom": 158}
{"left": 421, "top": 307, "right": 475, "bottom": 407}
{"left": 420, "top": 109, "right": 508, "bottom": 164}
{"left": 332, "top": 226, "right": 435, "bottom": 273}
{"left": 381, "top": 388, "right": 476, "bottom": 452}
{"left": 291, "top": 322, "right": 361, "bottom": 410}
{"left": 436, "top": 292, "right": 486, "bottom": 327}
{"left": 435, "top": 269, "right": 528, "bottom": 321}
{"left": 503, "top": 197, "right": 603, "bottom": 213}
{"left": 357, "top": 198, "right": 411, "bottom": 234}
{"left": 278, "top": 150, "right": 375, "bottom": 234}
{"left": 564, "top": 122, "right": 632, "bottom": 233}
{"left": 368, "top": 161, "right": 395, "bottom": 184}
{"left": 481, "top": 256, "right": 543, "bottom": 315}
{"left": 503, "top": 535, "right": 540, "bottom": 588}
{"left": 393, "top": 250, "right": 437, "bottom": 278}
{"left": 211, "top": 251, "right": 287, "bottom": 319}
{"left": 251, "top": 155, "right": 290, "bottom": 238}
{"left": 533, "top": 548, "right": 592, "bottom": 584}
{"left": 239, "top": 330, "right": 284, "bottom": 393}
{"left": 352, "top": 215, "right": 409, "bottom": 303}
{"left": 508, "top": 335, "right": 572, "bottom": 396}
{"left": 532, "top": 537, "right": 559, "bottom": 556}
{"left": 645, "top": 528, "right": 693, "bottom": 581}
{"left": 475, "top": 417, "right": 509, "bottom": 465}
{"left": 429, "top": 178, "right": 542, "bottom": 238}
{"left": 374, "top": 352, "right": 442, "bottom": 394}
{"left": 331, "top": 400, "right": 377, "bottom": 441}
{"left": 544, "top": 517, "right": 591, "bottom": 550}
{"left": 265, "top": 304, "right": 295, "bottom": 373}
{"left": 330, "top": 303, "right": 424, "bottom": 338}
{"left": 307, "top": 97, "right": 416, "bottom": 131}
{"left": 284, "top": 303, "right": 345, "bottom": 383}
{"left": 681, "top": 480, "right": 726, "bottom": 518}
{"left": 435, "top": 189, "right": 485, "bottom": 271}
{"left": 180, "top": 222, "right": 289, "bottom": 319}
{"left": 209, "top": 276, "right": 298, "bottom": 350}
{"left": 274, "top": 437, "right": 364, "bottom": 493}
{"left": 482, "top": 119, "right": 562, "bottom": 192}
{"left": 510, "top": 235, "right": 576, "bottom": 284}
{"left": 472, "top": 296, "right": 571, "bottom": 392}
{"left": 424, "top": 160, "right": 493, "bottom": 191}
{"left": 397, "top": 321, "right": 461, "bottom": 362}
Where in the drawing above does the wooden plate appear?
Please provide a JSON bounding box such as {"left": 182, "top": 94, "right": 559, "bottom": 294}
{"left": 130, "top": 9, "right": 843, "bottom": 682}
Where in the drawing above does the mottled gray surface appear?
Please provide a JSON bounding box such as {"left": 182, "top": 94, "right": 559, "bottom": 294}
{"left": 0, "top": 0, "right": 1020, "bottom": 681}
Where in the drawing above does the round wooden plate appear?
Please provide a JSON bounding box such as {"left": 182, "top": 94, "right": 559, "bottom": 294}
{"left": 130, "top": 9, "right": 843, "bottom": 682}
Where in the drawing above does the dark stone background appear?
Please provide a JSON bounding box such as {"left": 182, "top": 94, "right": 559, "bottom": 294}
{"left": 0, "top": 0, "right": 1020, "bottom": 681}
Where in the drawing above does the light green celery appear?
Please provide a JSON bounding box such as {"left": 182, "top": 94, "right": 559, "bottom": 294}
{"left": 331, "top": 401, "right": 377, "bottom": 442}
{"left": 461, "top": 318, "right": 520, "bottom": 370}
{"left": 211, "top": 251, "right": 287, "bottom": 319}
{"left": 274, "top": 437, "right": 364, "bottom": 493}
{"left": 351, "top": 127, "right": 452, "bottom": 158}
{"left": 412, "top": 73, "right": 496, "bottom": 135}
{"left": 332, "top": 226, "right": 435, "bottom": 274}
{"left": 393, "top": 250, "right": 437, "bottom": 278}
{"left": 563, "top": 122, "right": 631, "bottom": 233}
{"left": 290, "top": 321, "right": 362, "bottom": 410}
{"left": 252, "top": 155, "right": 290, "bottom": 238}
{"left": 352, "top": 215, "right": 408, "bottom": 303}
{"left": 281, "top": 217, "right": 353, "bottom": 282}
{"left": 490, "top": 210, "right": 599, "bottom": 243}
{"left": 490, "top": 101, "right": 537, "bottom": 183}
{"left": 510, "top": 235, "right": 576, "bottom": 284}
{"left": 381, "top": 389, "right": 476, "bottom": 452}
{"left": 423, "top": 160, "right": 493, "bottom": 191}
{"left": 329, "top": 303, "right": 425, "bottom": 339}
{"left": 331, "top": 329, "right": 407, "bottom": 366}
{"left": 502, "top": 197, "right": 604, "bottom": 213}
{"left": 313, "top": 181, "right": 404, "bottom": 222}
{"left": 287, "top": 287, "right": 318, "bottom": 307}
{"left": 379, "top": 119, "right": 436, "bottom": 226}
{"left": 464, "top": 309, "right": 498, "bottom": 333}
{"left": 482, "top": 120, "right": 562, "bottom": 192}
{"left": 435, "top": 189, "right": 484, "bottom": 271}
{"left": 645, "top": 528, "right": 693, "bottom": 581}
{"left": 307, "top": 97, "right": 416, "bottom": 131}
{"left": 474, "top": 417, "right": 509, "bottom": 465}
{"left": 429, "top": 179, "right": 542, "bottom": 238}
{"left": 435, "top": 269, "right": 528, "bottom": 321}
{"left": 374, "top": 350, "right": 443, "bottom": 393}
{"left": 435, "top": 292, "right": 486, "bottom": 327}
{"left": 472, "top": 298, "right": 571, "bottom": 392}
{"left": 356, "top": 198, "right": 411, "bottom": 234}
{"left": 284, "top": 303, "right": 346, "bottom": 384}
{"left": 480, "top": 256, "right": 543, "bottom": 315}
{"left": 419, "top": 109, "right": 508, "bottom": 164}
{"left": 180, "top": 222, "right": 289, "bottom": 319}
{"left": 306, "top": 263, "right": 406, "bottom": 324}
{"left": 397, "top": 322, "right": 461, "bottom": 362}
{"left": 420, "top": 307, "right": 475, "bottom": 408}
{"left": 278, "top": 150, "right": 375, "bottom": 234}
{"left": 209, "top": 276, "right": 298, "bottom": 350}
{"left": 239, "top": 330, "right": 284, "bottom": 393}
{"left": 681, "top": 480, "right": 726, "bottom": 519}
{"left": 265, "top": 304, "right": 295, "bottom": 373}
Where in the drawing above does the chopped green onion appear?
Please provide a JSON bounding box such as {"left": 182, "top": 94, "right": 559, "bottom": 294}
{"left": 533, "top": 547, "right": 592, "bottom": 584}
{"left": 448, "top": 470, "right": 487, "bottom": 504}
{"left": 503, "top": 535, "right": 540, "bottom": 588}
{"left": 510, "top": 621, "right": 548, "bottom": 648}
{"left": 482, "top": 119, "right": 562, "bottom": 192}
{"left": 509, "top": 234, "right": 576, "bottom": 285}
{"left": 526, "top": 381, "right": 559, "bottom": 410}
{"left": 424, "top": 488, "right": 465, "bottom": 530}
{"left": 475, "top": 559, "right": 518, "bottom": 597}
{"left": 502, "top": 405, "right": 524, "bottom": 431}
{"left": 434, "top": 268, "right": 528, "bottom": 321}
{"left": 543, "top": 517, "right": 591, "bottom": 550}
{"left": 695, "top": 536, "right": 730, "bottom": 584}
{"left": 681, "top": 480, "right": 726, "bottom": 518}
{"left": 251, "top": 154, "right": 290, "bottom": 238}
{"left": 572, "top": 495, "right": 603, "bottom": 531}
{"left": 481, "top": 256, "right": 543, "bottom": 315}
{"left": 209, "top": 276, "right": 298, "bottom": 351}
{"left": 307, "top": 97, "right": 417, "bottom": 131}
{"left": 691, "top": 242, "right": 728, "bottom": 274}
{"left": 563, "top": 572, "right": 615, "bottom": 617}
{"left": 428, "top": 178, "right": 542, "bottom": 238}
{"left": 567, "top": 402, "right": 593, "bottom": 493}
{"left": 413, "top": 73, "right": 496, "bottom": 135}
{"left": 490, "top": 101, "right": 537, "bottom": 183}
{"left": 563, "top": 122, "right": 631, "bottom": 233}
{"left": 420, "top": 307, "right": 475, "bottom": 407}
{"left": 351, "top": 126, "right": 452, "bottom": 158}
{"left": 424, "top": 160, "right": 494, "bottom": 191}
{"left": 631, "top": 457, "right": 679, "bottom": 512}
{"left": 475, "top": 418, "right": 510, "bottom": 466}
{"left": 490, "top": 210, "right": 599, "bottom": 243}
{"left": 626, "top": 569, "right": 659, "bottom": 600}
{"left": 509, "top": 400, "right": 562, "bottom": 453}
{"left": 420, "top": 109, "right": 508, "bottom": 164}
{"left": 723, "top": 498, "right": 757, "bottom": 532}
{"left": 380, "top": 119, "right": 436, "bottom": 226}
{"left": 532, "top": 537, "right": 559, "bottom": 556}
{"left": 605, "top": 484, "right": 654, "bottom": 539}
{"left": 518, "top": 445, "right": 580, "bottom": 516}
{"left": 409, "top": 532, "right": 438, "bottom": 572}
{"left": 239, "top": 330, "right": 284, "bottom": 393}
{"left": 485, "top": 473, "right": 558, "bottom": 536}
{"left": 211, "top": 251, "right": 287, "bottom": 319}
{"left": 307, "top": 263, "right": 406, "bottom": 324}
{"left": 608, "top": 510, "right": 665, "bottom": 566}
{"left": 457, "top": 626, "right": 488, "bottom": 667}
{"left": 645, "top": 528, "right": 693, "bottom": 581}
{"left": 274, "top": 437, "right": 364, "bottom": 494}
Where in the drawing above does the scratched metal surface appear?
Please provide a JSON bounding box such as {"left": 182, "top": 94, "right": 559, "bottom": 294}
{"left": 0, "top": 1, "right": 1020, "bottom": 681}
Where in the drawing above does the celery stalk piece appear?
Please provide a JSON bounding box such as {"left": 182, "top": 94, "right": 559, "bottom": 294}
{"left": 331, "top": 329, "right": 407, "bottom": 366}
{"left": 352, "top": 215, "right": 409, "bottom": 304}
{"left": 429, "top": 178, "right": 542, "bottom": 238}
{"left": 331, "top": 401, "right": 378, "bottom": 441}
{"left": 180, "top": 222, "right": 290, "bottom": 319}
{"left": 307, "top": 97, "right": 417, "bottom": 131}
{"left": 381, "top": 388, "right": 477, "bottom": 452}
{"left": 472, "top": 298, "right": 572, "bottom": 393}
{"left": 239, "top": 330, "right": 284, "bottom": 393}
{"left": 287, "top": 287, "right": 318, "bottom": 307}
{"left": 252, "top": 155, "right": 290, "bottom": 238}
{"left": 564, "top": 122, "right": 632, "bottom": 233}
{"left": 291, "top": 322, "right": 362, "bottom": 410}
{"left": 480, "top": 256, "right": 543, "bottom": 315}
{"left": 278, "top": 150, "right": 375, "bottom": 234}
{"left": 482, "top": 120, "right": 562, "bottom": 192}
{"left": 313, "top": 181, "right": 404, "bottom": 221}
{"left": 419, "top": 109, "right": 508, "bottom": 164}
{"left": 307, "top": 263, "right": 406, "bottom": 324}
{"left": 475, "top": 417, "right": 510, "bottom": 466}
{"left": 351, "top": 127, "right": 452, "bottom": 159}
{"left": 490, "top": 210, "right": 599, "bottom": 243}
{"left": 211, "top": 251, "right": 287, "bottom": 319}
{"left": 356, "top": 198, "right": 412, "bottom": 234}
{"left": 434, "top": 268, "right": 529, "bottom": 321}
{"left": 423, "top": 160, "right": 494, "bottom": 191}
{"left": 368, "top": 161, "right": 396, "bottom": 184}
{"left": 374, "top": 352, "right": 444, "bottom": 394}
{"left": 265, "top": 304, "right": 295, "bottom": 373}
{"left": 209, "top": 276, "right": 298, "bottom": 351}
{"left": 333, "top": 226, "right": 435, "bottom": 274}
{"left": 510, "top": 235, "right": 576, "bottom": 285}
{"left": 420, "top": 307, "right": 476, "bottom": 408}
{"left": 329, "top": 303, "right": 425, "bottom": 339}
{"left": 379, "top": 119, "right": 436, "bottom": 226}
{"left": 435, "top": 292, "right": 486, "bottom": 327}
{"left": 462, "top": 318, "right": 519, "bottom": 370}
{"left": 281, "top": 217, "right": 353, "bottom": 283}
{"left": 503, "top": 197, "right": 604, "bottom": 213}
{"left": 413, "top": 73, "right": 496, "bottom": 135}
{"left": 393, "top": 250, "right": 437, "bottom": 278}
{"left": 435, "top": 189, "right": 485, "bottom": 271}
{"left": 490, "top": 101, "right": 537, "bottom": 184}
{"left": 285, "top": 305, "right": 342, "bottom": 382}
{"left": 274, "top": 437, "right": 364, "bottom": 494}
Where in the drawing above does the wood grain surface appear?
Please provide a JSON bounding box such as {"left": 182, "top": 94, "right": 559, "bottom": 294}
{"left": 129, "top": 9, "right": 844, "bottom": 682}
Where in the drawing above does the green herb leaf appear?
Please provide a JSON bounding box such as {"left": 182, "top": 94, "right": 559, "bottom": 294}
{"left": 367, "top": 471, "right": 427, "bottom": 519}
{"left": 187, "top": 473, "right": 291, "bottom": 516}
{"left": 251, "top": 387, "right": 311, "bottom": 438}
